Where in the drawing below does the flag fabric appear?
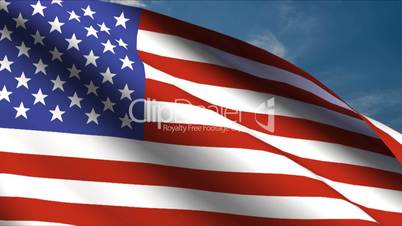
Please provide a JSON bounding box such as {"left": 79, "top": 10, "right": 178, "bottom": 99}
{"left": 0, "top": 0, "right": 401, "bottom": 225}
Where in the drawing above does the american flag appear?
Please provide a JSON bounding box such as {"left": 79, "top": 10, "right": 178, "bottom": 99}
{"left": 0, "top": 0, "right": 401, "bottom": 225}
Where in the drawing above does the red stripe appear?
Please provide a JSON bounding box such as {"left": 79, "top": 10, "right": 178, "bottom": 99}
{"left": 362, "top": 118, "right": 402, "bottom": 163}
{"left": 0, "top": 151, "right": 340, "bottom": 197}
{"left": 146, "top": 79, "right": 392, "bottom": 157}
{"left": 0, "top": 197, "right": 379, "bottom": 226}
{"left": 145, "top": 122, "right": 402, "bottom": 191}
{"left": 363, "top": 207, "right": 402, "bottom": 226}
{"left": 138, "top": 9, "right": 346, "bottom": 105}
{"left": 140, "top": 51, "right": 358, "bottom": 118}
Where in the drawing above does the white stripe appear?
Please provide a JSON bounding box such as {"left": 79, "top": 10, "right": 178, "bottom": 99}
{"left": 146, "top": 101, "right": 402, "bottom": 213}
{"left": 0, "top": 221, "right": 70, "bottom": 226}
{"left": 137, "top": 30, "right": 350, "bottom": 110}
{"left": 0, "top": 128, "right": 313, "bottom": 177}
{"left": 144, "top": 63, "right": 376, "bottom": 138}
{"left": 0, "top": 174, "right": 375, "bottom": 221}
{"left": 145, "top": 101, "right": 402, "bottom": 175}
{"left": 0, "top": 128, "right": 401, "bottom": 213}
{"left": 326, "top": 180, "right": 402, "bottom": 213}
{"left": 364, "top": 115, "right": 402, "bottom": 144}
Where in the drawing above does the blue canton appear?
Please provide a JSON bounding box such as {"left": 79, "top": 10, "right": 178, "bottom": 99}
{"left": 0, "top": 0, "right": 145, "bottom": 139}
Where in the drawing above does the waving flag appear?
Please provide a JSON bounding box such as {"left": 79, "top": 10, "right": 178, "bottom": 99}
{"left": 0, "top": 0, "right": 401, "bottom": 225}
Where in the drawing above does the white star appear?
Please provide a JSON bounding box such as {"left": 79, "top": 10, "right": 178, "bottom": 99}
{"left": 49, "top": 46, "right": 63, "bottom": 62}
{"left": 15, "top": 72, "right": 31, "bottom": 89}
{"left": 31, "top": 30, "right": 45, "bottom": 45}
{"left": 100, "top": 67, "right": 116, "bottom": 84}
{"left": 85, "top": 108, "right": 100, "bottom": 125}
{"left": 32, "top": 88, "right": 47, "bottom": 105}
{"left": 16, "top": 41, "right": 30, "bottom": 57}
{"left": 101, "top": 40, "right": 116, "bottom": 54}
{"left": 14, "top": 102, "right": 29, "bottom": 119}
{"left": 48, "top": 16, "right": 64, "bottom": 33}
{"left": 119, "top": 84, "right": 134, "bottom": 100}
{"left": 83, "top": 50, "right": 99, "bottom": 67}
{"left": 85, "top": 81, "right": 98, "bottom": 96}
{"left": 51, "top": 0, "right": 63, "bottom": 6}
{"left": 33, "top": 59, "right": 47, "bottom": 75}
{"left": 0, "top": 55, "right": 13, "bottom": 72}
{"left": 0, "top": 85, "right": 12, "bottom": 102}
{"left": 68, "top": 92, "right": 83, "bottom": 108}
{"left": 102, "top": 97, "right": 115, "bottom": 112}
{"left": 51, "top": 75, "right": 66, "bottom": 91}
{"left": 98, "top": 22, "right": 110, "bottom": 34}
{"left": 0, "top": 25, "right": 12, "bottom": 41}
{"left": 67, "top": 64, "right": 81, "bottom": 79}
{"left": 120, "top": 113, "right": 133, "bottom": 129}
{"left": 13, "top": 13, "right": 28, "bottom": 30}
{"left": 30, "top": 0, "right": 46, "bottom": 16}
{"left": 82, "top": 5, "right": 95, "bottom": 19}
{"left": 84, "top": 25, "right": 98, "bottom": 38}
{"left": 65, "top": 33, "right": 81, "bottom": 50}
{"left": 67, "top": 10, "right": 80, "bottom": 22}
{"left": 49, "top": 105, "right": 65, "bottom": 122}
{"left": 120, "top": 55, "right": 134, "bottom": 70}
{"left": 116, "top": 38, "right": 128, "bottom": 49}
{"left": 114, "top": 12, "right": 130, "bottom": 29}
{"left": 0, "top": 0, "right": 10, "bottom": 13}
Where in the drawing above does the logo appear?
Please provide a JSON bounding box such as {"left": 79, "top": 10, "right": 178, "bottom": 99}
{"left": 129, "top": 97, "right": 275, "bottom": 133}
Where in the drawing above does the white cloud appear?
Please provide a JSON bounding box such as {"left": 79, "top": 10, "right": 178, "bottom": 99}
{"left": 347, "top": 90, "right": 402, "bottom": 116}
{"left": 278, "top": 3, "right": 317, "bottom": 33}
{"left": 246, "top": 3, "right": 320, "bottom": 63}
{"left": 105, "top": 0, "right": 147, "bottom": 8}
{"left": 248, "top": 31, "right": 286, "bottom": 58}
{"left": 348, "top": 91, "right": 402, "bottom": 131}
{"left": 349, "top": 94, "right": 383, "bottom": 115}
{"left": 276, "top": 2, "right": 319, "bottom": 62}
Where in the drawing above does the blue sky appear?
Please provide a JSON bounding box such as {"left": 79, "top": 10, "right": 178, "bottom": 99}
{"left": 111, "top": 0, "right": 402, "bottom": 131}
